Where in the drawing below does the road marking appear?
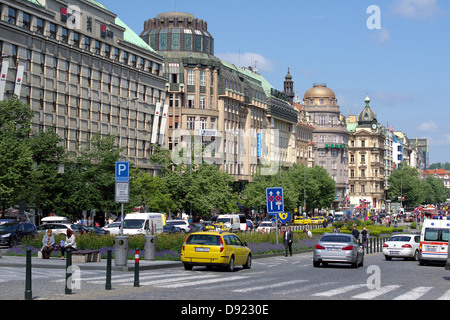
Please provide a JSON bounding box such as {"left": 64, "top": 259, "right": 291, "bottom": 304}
{"left": 352, "top": 285, "right": 401, "bottom": 299}
{"left": 156, "top": 275, "right": 248, "bottom": 288}
{"left": 232, "top": 279, "right": 307, "bottom": 293}
{"left": 136, "top": 274, "right": 219, "bottom": 286}
{"left": 437, "top": 289, "right": 450, "bottom": 300}
{"left": 313, "top": 284, "right": 367, "bottom": 297}
{"left": 393, "top": 287, "right": 433, "bottom": 300}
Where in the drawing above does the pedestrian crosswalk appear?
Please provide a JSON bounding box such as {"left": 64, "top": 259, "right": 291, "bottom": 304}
{"left": 1, "top": 266, "right": 449, "bottom": 300}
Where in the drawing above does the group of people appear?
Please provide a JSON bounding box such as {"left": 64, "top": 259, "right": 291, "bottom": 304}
{"left": 352, "top": 226, "right": 368, "bottom": 247}
{"left": 40, "top": 228, "right": 77, "bottom": 259}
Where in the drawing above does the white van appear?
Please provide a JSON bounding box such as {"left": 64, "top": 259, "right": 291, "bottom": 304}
{"left": 122, "top": 213, "right": 164, "bottom": 235}
{"left": 216, "top": 214, "right": 240, "bottom": 232}
{"left": 41, "top": 216, "right": 70, "bottom": 224}
{"left": 419, "top": 217, "right": 450, "bottom": 265}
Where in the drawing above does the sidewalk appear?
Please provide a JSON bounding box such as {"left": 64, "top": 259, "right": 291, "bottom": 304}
{"left": 0, "top": 253, "right": 182, "bottom": 272}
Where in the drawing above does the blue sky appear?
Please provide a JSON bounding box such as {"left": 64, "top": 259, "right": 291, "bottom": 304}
{"left": 103, "top": 0, "right": 450, "bottom": 165}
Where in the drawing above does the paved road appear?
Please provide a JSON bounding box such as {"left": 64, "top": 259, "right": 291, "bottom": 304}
{"left": 1, "top": 251, "right": 449, "bottom": 302}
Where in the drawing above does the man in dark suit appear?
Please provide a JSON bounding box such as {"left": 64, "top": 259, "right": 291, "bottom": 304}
{"left": 283, "top": 226, "right": 293, "bottom": 256}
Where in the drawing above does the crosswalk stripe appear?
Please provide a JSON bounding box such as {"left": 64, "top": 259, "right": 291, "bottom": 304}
{"left": 352, "top": 285, "right": 401, "bottom": 299}
{"left": 129, "top": 274, "right": 219, "bottom": 286}
{"left": 437, "top": 289, "right": 450, "bottom": 300}
{"left": 313, "top": 284, "right": 367, "bottom": 297}
{"left": 393, "top": 287, "right": 433, "bottom": 300}
{"left": 157, "top": 275, "right": 248, "bottom": 288}
{"left": 232, "top": 279, "right": 307, "bottom": 293}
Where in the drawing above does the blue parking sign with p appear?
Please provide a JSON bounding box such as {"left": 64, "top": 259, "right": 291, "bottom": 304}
{"left": 115, "top": 161, "right": 129, "bottom": 182}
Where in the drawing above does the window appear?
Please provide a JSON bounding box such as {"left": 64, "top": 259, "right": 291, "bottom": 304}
{"left": 22, "top": 13, "right": 30, "bottom": 29}
{"left": 187, "top": 70, "right": 195, "bottom": 85}
{"left": 199, "top": 95, "right": 205, "bottom": 109}
{"left": 199, "top": 70, "right": 205, "bottom": 86}
{"left": 84, "top": 36, "right": 91, "bottom": 50}
{"left": 36, "top": 18, "right": 44, "bottom": 34}
{"left": 49, "top": 23, "right": 56, "bottom": 39}
{"left": 187, "top": 117, "right": 195, "bottom": 130}
{"left": 94, "top": 40, "right": 100, "bottom": 54}
{"left": 187, "top": 94, "right": 195, "bottom": 108}
{"left": 73, "top": 32, "right": 80, "bottom": 47}
{"left": 61, "top": 27, "right": 68, "bottom": 43}
{"left": 8, "top": 8, "right": 16, "bottom": 25}
{"left": 200, "top": 117, "right": 207, "bottom": 130}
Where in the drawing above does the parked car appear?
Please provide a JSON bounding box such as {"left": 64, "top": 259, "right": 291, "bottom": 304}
{"left": 0, "top": 222, "right": 37, "bottom": 247}
{"left": 181, "top": 231, "right": 252, "bottom": 272}
{"left": 102, "top": 222, "right": 121, "bottom": 235}
{"left": 85, "top": 226, "right": 109, "bottom": 235}
{"left": 166, "top": 220, "right": 191, "bottom": 233}
{"left": 36, "top": 223, "right": 80, "bottom": 235}
{"left": 382, "top": 234, "right": 420, "bottom": 261}
{"left": 313, "top": 233, "right": 364, "bottom": 268}
{"left": 163, "top": 225, "right": 182, "bottom": 234}
{"left": 190, "top": 223, "right": 205, "bottom": 232}
{"left": 256, "top": 221, "right": 276, "bottom": 233}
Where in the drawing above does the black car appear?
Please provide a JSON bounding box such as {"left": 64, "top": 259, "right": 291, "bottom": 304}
{"left": 163, "top": 225, "right": 182, "bottom": 234}
{"left": 0, "top": 222, "right": 37, "bottom": 247}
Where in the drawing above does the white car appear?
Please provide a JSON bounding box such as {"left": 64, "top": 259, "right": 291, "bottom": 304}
{"left": 382, "top": 234, "right": 420, "bottom": 261}
{"left": 256, "top": 221, "right": 276, "bottom": 233}
{"left": 36, "top": 223, "right": 80, "bottom": 235}
{"left": 102, "top": 222, "right": 122, "bottom": 235}
{"left": 166, "top": 220, "right": 191, "bottom": 233}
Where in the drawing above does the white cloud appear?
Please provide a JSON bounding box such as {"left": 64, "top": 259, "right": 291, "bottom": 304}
{"left": 370, "top": 28, "right": 391, "bottom": 45}
{"left": 418, "top": 120, "right": 439, "bottom": 132}
{"left": 430, "top": 133, "right": 450, "bottom": 146}
{"left": 390, "top": 0, "right": 446, "bottom": 19}
{"left": 215, "top": 52, "right": 276, "bottom": 72}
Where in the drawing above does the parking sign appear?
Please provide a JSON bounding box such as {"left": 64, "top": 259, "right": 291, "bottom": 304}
{"left": 115, "top": 161, "right": 129, "bottom": 182}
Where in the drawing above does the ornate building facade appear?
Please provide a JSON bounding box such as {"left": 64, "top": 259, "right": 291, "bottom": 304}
{"left": 303, "top": 83, "right": 348, "bottom": 209}
{"left": 347, "top": 96, "right": 385, "bottom": 210}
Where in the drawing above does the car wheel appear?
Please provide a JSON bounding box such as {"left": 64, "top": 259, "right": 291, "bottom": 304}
{"left": 227, "top": 256, "right": 235, "bottom": 272}
{"left": 413, "top": 250, "right": 419, "bottom": 261}
{"left": 359, "top": 255, "right": 364, "bottom": 267}
{"left": 183, "top": 263, "right": 193, "bottom": 271}
{"left": 384, "top": 255, "right": 392, "bottom": 261}
{"left": 313, "top": 261, "right": 320, "bottom": 267}
{"left": 243, "top": 254, "right": 252, "bottom": 269}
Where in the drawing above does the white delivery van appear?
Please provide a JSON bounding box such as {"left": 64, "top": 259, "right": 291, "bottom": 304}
{"left": 122, "top": 213, "right": 164, "bottom": 235}
{"left": 41, "top": 216, "right": 70, "bottom": 224}
{"left": 216, "top": 214, "right": 240, "bottom": 232}
{"left": 238, "top": 214, "right": 247, "bottom": 232}
{"left": 419, "top": 217, "right": 450, "bottom": 265}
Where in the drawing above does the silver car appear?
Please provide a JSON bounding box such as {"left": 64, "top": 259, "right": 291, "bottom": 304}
{"left": 313, "top": 233, "right": 364, "bottom": 268}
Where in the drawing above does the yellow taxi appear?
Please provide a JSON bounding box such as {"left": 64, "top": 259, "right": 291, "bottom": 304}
{"left": 181, "top": 231, "right": 252, "bottom": 272}
{"left": 311, "top": 217, "right": 325, "bottom": 225}
{"left": 294, "top": 216, "right": 311, "bottom": 225}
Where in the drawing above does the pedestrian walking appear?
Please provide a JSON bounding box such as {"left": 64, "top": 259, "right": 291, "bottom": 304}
{"left": 283, "top": 226, "right": 293, "bottom": 257}
{"left": 351, "top": 226, "right": 359, "bottom": 241}
{"left": 361, "top": 227, "right": 368, "bottom": 248}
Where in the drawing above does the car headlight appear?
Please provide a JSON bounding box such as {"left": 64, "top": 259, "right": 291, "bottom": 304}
{"left": 0, "top": 233, "right": 11, "bottom": 238}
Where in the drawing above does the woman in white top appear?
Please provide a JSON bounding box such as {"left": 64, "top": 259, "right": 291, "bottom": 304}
{"left": 61, "top": 228, "right": 77, "bottom": 259}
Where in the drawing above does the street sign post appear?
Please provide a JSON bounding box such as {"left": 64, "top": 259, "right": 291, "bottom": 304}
{"left": 115, "top": 161, "right": 130, "bottom": 235}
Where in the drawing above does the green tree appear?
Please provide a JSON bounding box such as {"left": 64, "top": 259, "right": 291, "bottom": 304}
{"left": 388, "top": 163, "right": 424, "bottom": 207}
{"left": 0, "top": 96, "right": 34, "bottom": 211}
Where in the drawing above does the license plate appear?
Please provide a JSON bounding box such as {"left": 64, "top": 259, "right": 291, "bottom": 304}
{"left": 426, "top": 246, "right": 437, "bottom": 251}
{"left": 326, "top": 248, "right": 339, "bottom": 251}
{"left": 389, "top": 251, "right": 400, "bottom": 254}
{"left": 195, "top": 247, "right": 209, "bottom": 252}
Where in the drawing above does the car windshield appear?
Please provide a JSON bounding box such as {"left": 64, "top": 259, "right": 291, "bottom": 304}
{"left": 320, "top": 235, "right": 352, "bottom": 243}
{"left": 0, "top": 223, "right": 18, "bottom": 232}
{"left": 186, "top": 234, "right": 221, "bottom": 245}
{"left": 389, "top": 236, "right": 411, "bottom": 242}
{"left": 216, "top": 218, "right": 231, "bottom": 224}
{"left": 123, "top": 219, "right": 144, "bottom": 229}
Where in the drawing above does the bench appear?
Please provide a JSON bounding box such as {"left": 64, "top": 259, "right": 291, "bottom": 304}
{"left": 71, "top": 249, "right": 101, "bottom": 263}
{"left": 38, "top": 247, "right": 101, "bottom": 263}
